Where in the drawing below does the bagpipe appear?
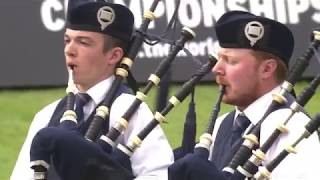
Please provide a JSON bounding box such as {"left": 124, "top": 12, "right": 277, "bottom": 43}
{"left": 236, "top": 72, "right": 320, "bottom": 178}
{"left": 253, "top": 113, "right": 320, "bottom": 180}
{"left": 222, "top": 27, "right": 320, "bottom": 178}
{"left": 113, "top": 53, "right": 217, "bottom": 164}
{"left": 29, "top": 50, "right": 221, "bottom": 180}
{"left": 30, "top": 0, "right": 160, "bottom": 178}
{"left": 96, "top": 26, "right": 196, "bottom": 153}
{"left": 29, "top": 0, "right": 203, "bottom": 179}
{"left": 168, "top": 28, "right": 320, "bottom": 180}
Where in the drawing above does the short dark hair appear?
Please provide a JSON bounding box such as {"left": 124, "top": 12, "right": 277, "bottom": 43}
{"left": 103, "top": 35, "right": 129, "bottom": 53}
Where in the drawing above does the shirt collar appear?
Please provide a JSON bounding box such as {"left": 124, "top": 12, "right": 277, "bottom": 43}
{"left": 235, "top": 85, "right": 281, "bottom": 125}
{"left": 76, "top": 75, "right": 115, "bottom": 106}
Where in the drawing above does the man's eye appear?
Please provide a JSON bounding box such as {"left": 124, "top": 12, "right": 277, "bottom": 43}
{"left": 80, "top": 40, "right": 89, "bottom": 45}
{"left": 227, "top": 59, "right": 238, "bottom": 65}
{"left": 64, "top": 38, "right": 70, "bottom": 44}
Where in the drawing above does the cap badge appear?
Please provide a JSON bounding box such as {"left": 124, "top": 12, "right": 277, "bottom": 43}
{"left": 97, "top": 6, "right": 115, "bottom": 31}
{"left": 244, "top": 21, "right": 264, "bottom": 47}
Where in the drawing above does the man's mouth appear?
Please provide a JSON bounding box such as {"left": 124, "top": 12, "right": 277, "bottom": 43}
{"left": 67, "top": 63, "right": 77, "bottom": 70}
{"left": 216, "top": 78, "right": 228, "bottom": 87}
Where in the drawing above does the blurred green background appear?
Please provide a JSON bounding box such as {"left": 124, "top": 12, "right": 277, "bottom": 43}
{"left": 1, "top": 81, "right": 319, "bottom": 179}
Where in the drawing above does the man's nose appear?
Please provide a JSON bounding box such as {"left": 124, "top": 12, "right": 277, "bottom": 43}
{"left": 212, "top": 60, "right": 224, "bottom": 75}
{"left": 65, "top": 42, "right": 76, "bottom": 57}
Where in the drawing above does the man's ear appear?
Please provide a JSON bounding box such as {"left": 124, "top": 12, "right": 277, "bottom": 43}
{"left": 106, "top": 47, "right": 123, "bottom": 65}
{"left": 260, "top": 58, "right": 277, "bottom": 79}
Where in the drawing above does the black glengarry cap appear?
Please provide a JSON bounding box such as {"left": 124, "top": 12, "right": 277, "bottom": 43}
{"left": 66, "top": 1, "right": 134, "bottom": 43}
{"left": 215, "top": 11, "right": 294, "bottom": 66}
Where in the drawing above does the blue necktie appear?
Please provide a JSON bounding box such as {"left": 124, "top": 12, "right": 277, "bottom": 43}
{"left": 231, "top": 114, "right": 251, "bottom": 145}
{"left": 75, "top": 93, "right": 91, "bottom": 123}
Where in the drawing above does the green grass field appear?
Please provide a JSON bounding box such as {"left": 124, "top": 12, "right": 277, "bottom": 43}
{"left": 1, "top": 81, "right": 319, "bottom": 179}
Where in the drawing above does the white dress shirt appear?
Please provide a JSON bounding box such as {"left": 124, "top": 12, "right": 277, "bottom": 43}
{"left": 209, "top": 86, "right": 320, "bottom": 180}
{"left": 11, "top": 76, "right": 174, "bottom": 180}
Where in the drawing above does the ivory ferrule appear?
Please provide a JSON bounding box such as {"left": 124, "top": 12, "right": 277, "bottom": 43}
{"left": 253, "top": 149, "right": 266, "bottom": 161}
{"left": 131, "top": 136, "right": 142, "bottom": 147}
{"left": 254, "top": 166, "right": 271, "bottom": 180}
{"left": 114, "top": 118, "right": 128, "bottom": 132}
{"left": 60, "top": 110, "right": 77, "bottom": 123}
{"left": 154, "top": 112, "right": 166, "bottom": 123}
{"left": 196, "top": 133, "right": 212, "bottom": 150}
{"left": 243, "top": 134, "right": 259, "bottom": 146}
{"left": 143, "top": 11, "right": 156, "bottom": 20}
{"left": 127, "top": 136, "right": 142, "bottom": 152}
{"left": 121, "top": 57, "right": 133, "bottom": 68}
{"left": 136, "top": 91, "right": 147, "bottom": 101}
{"left": 169, "top": 96, "right": 181, "bottom": 107}
{"left": 116, "top": 68, "right": 129, "bottom": 78}
{"left": 285, "top": 145, "right": 297, "bottom": 154}
{"left": 313, "top": 30, "right": 320, "bottom": 41}
{"left": 148, "top": 74, "right": 160, "bottom": 86}
{"left": 248, "top": 154, "right": 262, "bottom": 166}
{"left": 95, "top": 105, "right": 109, "bottom": 119}
{"left": 277, "top": 123, "right": 288, "bottom": 133}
